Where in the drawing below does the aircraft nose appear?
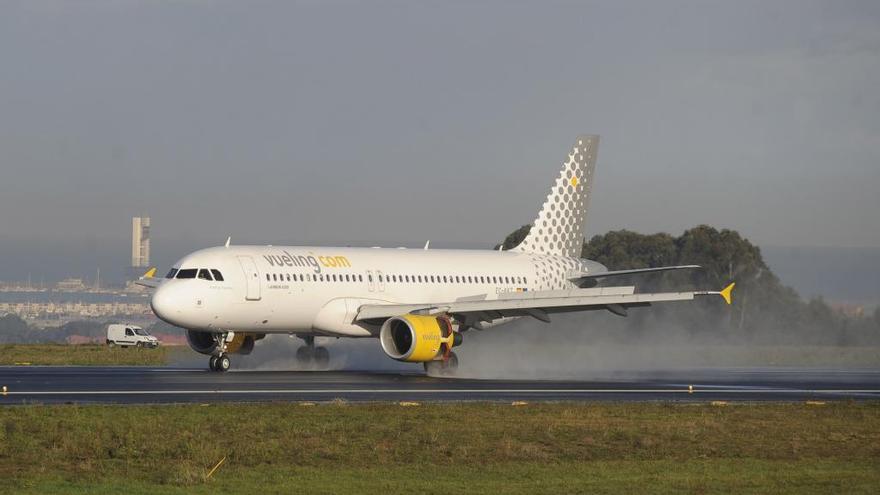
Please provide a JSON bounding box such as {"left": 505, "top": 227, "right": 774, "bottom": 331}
{"left": 150, "top": 284, "right": 180, "bottom": 325}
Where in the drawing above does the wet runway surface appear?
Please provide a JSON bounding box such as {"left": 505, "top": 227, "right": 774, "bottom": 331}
{"left": 1, "top": 366, "right": 878, "bottom": 404}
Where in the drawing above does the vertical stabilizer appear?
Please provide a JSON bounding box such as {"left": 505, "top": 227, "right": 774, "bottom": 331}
{"left": 512, "top": 135, "right": 599, "bottom": 258}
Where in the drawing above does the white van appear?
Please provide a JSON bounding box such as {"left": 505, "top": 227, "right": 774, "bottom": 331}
{"left": 106, "top": 324, "right": 159, "bottom": 348}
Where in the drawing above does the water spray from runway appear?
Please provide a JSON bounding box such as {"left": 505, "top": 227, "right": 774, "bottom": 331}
{"left": 166, "top": 306, "right": 880, "bottom": 377}
{"left": 169, "top": 334, "right": 414, "bottom": 372}
{"left": 437, "top": 308, "right": 880, "bottom": 380}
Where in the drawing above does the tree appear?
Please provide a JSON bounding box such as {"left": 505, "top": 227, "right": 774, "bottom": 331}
{"left": 0, "top": 314, "right": 30, "bottom": 343}
{"left": 495, "top": 225, "right": 531, "bottom": 251}
{"left": 499, "top": 224, "right": 851, "bottom": 344}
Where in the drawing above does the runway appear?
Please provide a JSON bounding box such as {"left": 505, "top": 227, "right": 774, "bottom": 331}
{"left": 1, "top": 366, "right": 878, "bottom": 404}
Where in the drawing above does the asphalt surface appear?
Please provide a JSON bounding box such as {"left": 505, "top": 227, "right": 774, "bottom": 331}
{"left": 1, "top": 366, "right": 878, "bottom": 404}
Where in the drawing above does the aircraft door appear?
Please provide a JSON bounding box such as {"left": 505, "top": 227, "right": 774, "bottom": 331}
{"left": 366, "top": 270, "right": 375, "bottom": 292}
{"left": 237, "top": 255, "right": 261, "bottom": 301}
{"left": 377, "top": 270, "right": 386, "bottom": 292}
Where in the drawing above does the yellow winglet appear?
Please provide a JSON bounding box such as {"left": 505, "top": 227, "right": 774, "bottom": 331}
{"left": 719, "top": 282, "right": 735, "bottom": 305}
{"left": 143, "top": 267, "right": 157, "bottom": 279}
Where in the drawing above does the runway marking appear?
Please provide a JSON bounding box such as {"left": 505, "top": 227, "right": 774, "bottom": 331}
{"left": 5, "top": 388, "right": 880, "bottom": 396}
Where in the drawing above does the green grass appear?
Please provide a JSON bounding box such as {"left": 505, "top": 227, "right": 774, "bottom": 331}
{"left": 0, "top": 402, "right": 878, "bottom": 493}
{"left": 0, "top": 344, "right": 169, "bottom": 366}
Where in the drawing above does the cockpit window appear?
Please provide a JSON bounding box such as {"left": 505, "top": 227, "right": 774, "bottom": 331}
{"left": 165, "top": 268, "right": 178, "bottom": 279}
{"left": 210, "top": 269, "right": 224, "bottom": 281}
{"left": 197, "top": 269, "right": 214, "bottom": 281}
{"left": 176, "top": 269, "right": 197, "bottom": 279}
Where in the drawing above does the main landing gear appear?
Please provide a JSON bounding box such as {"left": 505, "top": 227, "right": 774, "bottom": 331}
{"left": 295, "top": 336, "right": 331, "bottom": 369}
{"left": 424, "top": 351, "right": 459, "bottom": 376}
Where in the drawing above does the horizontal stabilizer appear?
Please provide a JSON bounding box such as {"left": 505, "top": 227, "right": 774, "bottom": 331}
{"left": 569, "top": 265, "right": 701, "bottom": 283}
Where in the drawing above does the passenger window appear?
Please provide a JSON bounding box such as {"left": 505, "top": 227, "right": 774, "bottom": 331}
{"left": 211, "top": 269, "right": 224, "bottom": 281}
{"left": 176, "top": 269, "right": 197, "bottom": 279}
{"left": 125, "top": 328, "right": 134, "bottom": 336}
{"left": 368, "top": 274, "right": 373, "bottom": 282}
{"left": 165, "top": 268, "right": 178, "bottom": 279}
{"left": 358, "top": 275, "right": 363, "bottom": 282}
{"left": 405, "top": 275, "right": 410, "bottom": 283}
{"left": 524, "top": 277, "right": 528, "bottom": 284}
{"left": 378, "top": 275, "right": 383, "bottom": 282}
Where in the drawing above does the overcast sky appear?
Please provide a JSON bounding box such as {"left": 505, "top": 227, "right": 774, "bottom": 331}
{"left": 1, "top": 0, "right": 879, "bottom": 259}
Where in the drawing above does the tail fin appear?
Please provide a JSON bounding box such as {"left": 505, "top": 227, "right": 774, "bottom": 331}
{"left": 512, "top": 135, "right": 599, "bottom": 258}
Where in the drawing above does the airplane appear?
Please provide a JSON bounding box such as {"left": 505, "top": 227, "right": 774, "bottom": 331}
{"left": 140, "top": 135, "right": 734, "bottom": 373}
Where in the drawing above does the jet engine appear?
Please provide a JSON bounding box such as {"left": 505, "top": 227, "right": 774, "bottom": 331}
{"left": 379, "top": 315, "right": 461, "bottom": 362}
{"left": 186, "top": 330, "right": 264, "bottom": 355}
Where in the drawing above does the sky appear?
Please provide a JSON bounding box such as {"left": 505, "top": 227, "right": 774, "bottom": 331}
{"left": 1, "top": 0, "right": 879, "bottom": 281}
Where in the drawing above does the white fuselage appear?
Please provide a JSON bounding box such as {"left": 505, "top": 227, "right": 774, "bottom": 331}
{"left": 150, "top": 245, "right": 604, "bottom": 337}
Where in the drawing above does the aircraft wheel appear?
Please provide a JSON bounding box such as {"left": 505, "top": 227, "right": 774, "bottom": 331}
{"left": 209, "top": 355, "right": 219, "bottom": 371}
{"left": 445, "top": 352, "right": 459, "bottom": 371}
{"left": 296, "top": 346, "right": 313, "bottom": 366}
{"left": 424, "top": 352, "right": 459, "bottom": 377}
{"left": 217, "top": 354, "right": 231, "bottom": 372}
{"left": 314, "top": 347, "right": 330, "bottom": 368}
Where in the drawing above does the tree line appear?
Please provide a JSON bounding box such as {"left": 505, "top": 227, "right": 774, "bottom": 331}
{"left": 500, "top": 224, "right": 880, "bottom": 345}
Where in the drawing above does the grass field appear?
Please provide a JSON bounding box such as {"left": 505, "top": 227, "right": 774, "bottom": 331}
{"left": 0, "top": 344, "right": 170, "bottom": 366}
{"left": 0, "top": 402, "right": 877, "bottom": 493}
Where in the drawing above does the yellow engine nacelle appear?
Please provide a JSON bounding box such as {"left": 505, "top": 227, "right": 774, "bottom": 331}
{"left": 379, "top": 315, "right": 455, "bottom": 362}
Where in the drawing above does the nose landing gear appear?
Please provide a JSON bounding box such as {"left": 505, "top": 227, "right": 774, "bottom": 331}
{"left": 208, "top": 332, "right": 232, "bottom": 372}
{"left": 209, "top": 354, "right": 231, "bottom": 372}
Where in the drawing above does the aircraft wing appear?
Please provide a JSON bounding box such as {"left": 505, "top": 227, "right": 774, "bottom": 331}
{"left": 133, "top": 268, "right": 162, "bottom": 289}
{"left": 356, "top": 283, "right": 734, "bottom": 328}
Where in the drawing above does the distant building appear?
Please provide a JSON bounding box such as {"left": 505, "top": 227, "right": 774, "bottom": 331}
{"left": 56, "top": 278, "right": 87, "bottom": 292}
{"left": 131, "top": 216, "right": 151, "bottom": 268}
{"left": 830, "top": 302, "right": 865, "bottom": 319}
